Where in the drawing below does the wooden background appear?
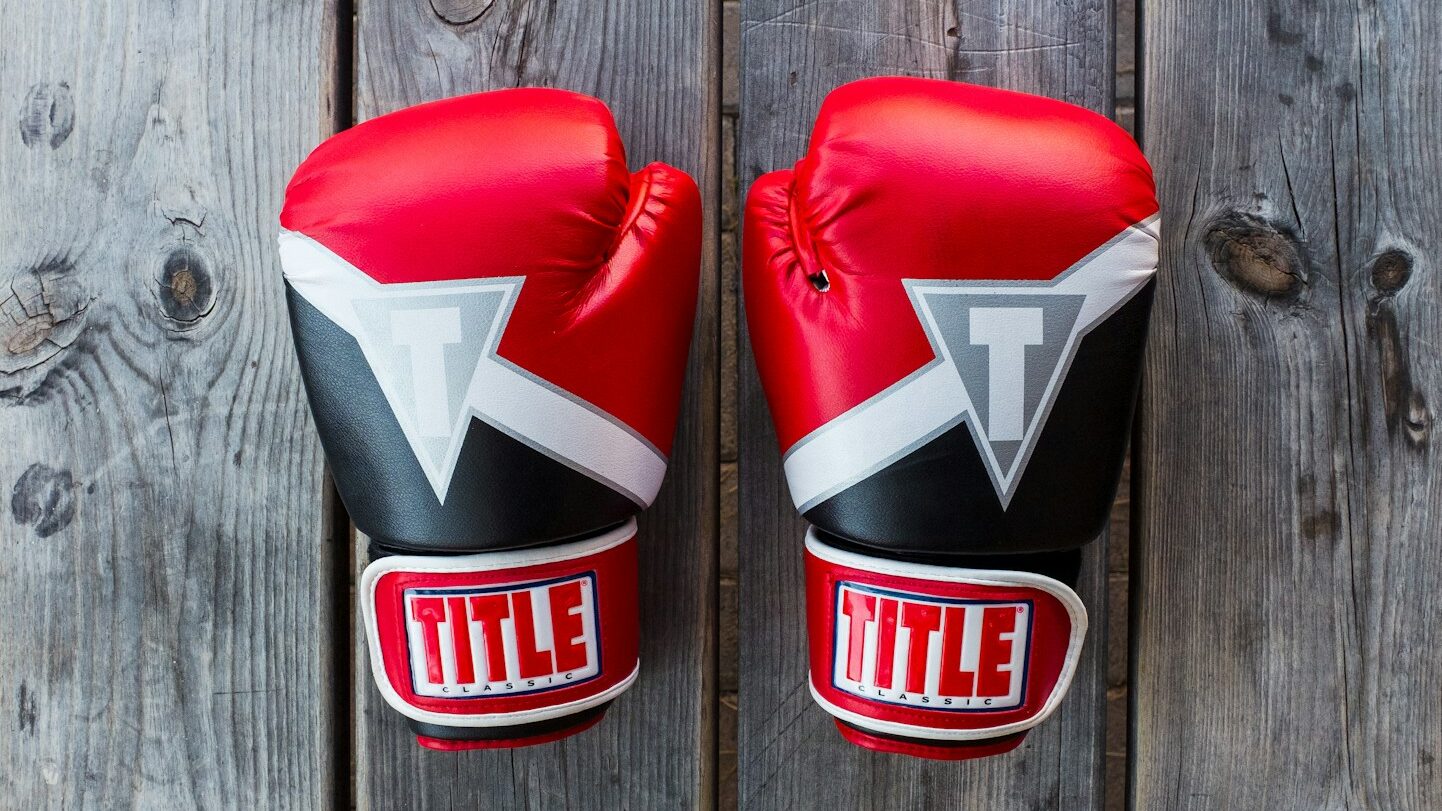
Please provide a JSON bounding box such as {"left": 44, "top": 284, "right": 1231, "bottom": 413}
{"left": 1, "top": 0, "right": 1436, "bottom": 808}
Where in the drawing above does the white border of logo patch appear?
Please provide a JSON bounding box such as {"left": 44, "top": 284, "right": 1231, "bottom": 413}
{"left": 830, "top": 581, "right": 1033, "bottom": 712}
{"left": 402, "top": 572, "right": 602, "bottom": 699}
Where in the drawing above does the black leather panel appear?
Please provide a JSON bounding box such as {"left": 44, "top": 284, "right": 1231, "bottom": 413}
{"left": 288, "top": 285, "right": 636, "bottom": 553}
{"left": 803, "top": 281, "right": 1153, "bottom": 559}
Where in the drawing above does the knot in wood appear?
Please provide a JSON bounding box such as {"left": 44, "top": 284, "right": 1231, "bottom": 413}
{"left": 10, "top": 463, "right": 76, "bottom": 538}
{"left": 1369, "top": 249, "right": 1413, "bottom": 294}
{"left": 5, "top": 313, "right": 54, "bottom": 355}
{"left": 1204, "top": 212, "right": 1306, "bottom": 298}
{"left": 429, "top": 0, "right": 492, "bottom": 25}
{"left": 159, "top": 247, "right": 215, "bottom": 325}
{"left": 19, "top": 82, "right": 74, "bottom": 149}
{"left": 1, "top": 257, "right": 87, "bottom": 386}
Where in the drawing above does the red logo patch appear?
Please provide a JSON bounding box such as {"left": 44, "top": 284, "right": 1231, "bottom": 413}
{"left": 831, "top": 582, "right": 1031, "bottom": 711}
{"left": 403, "top": 574, "right": 600, "bottom": 698}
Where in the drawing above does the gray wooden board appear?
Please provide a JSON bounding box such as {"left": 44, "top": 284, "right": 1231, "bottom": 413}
{"left": 0, "top": 0, "right": 341, "bottom": 806}
{"left": 737, "top": 1, "right": 1114, "bottom": 808}
{"left": 350, "top": 2, "right": 720, "bottom": 808}
{"left": 1132, "top": 0, "right": 1442, "bottom": 808}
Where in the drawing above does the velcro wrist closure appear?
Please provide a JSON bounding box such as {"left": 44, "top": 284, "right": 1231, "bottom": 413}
{"left": 805, "top": 530, "right": 1086, "bottom": 744}
{"left": 361, "top": 519, "right": 640, "bottom": 729}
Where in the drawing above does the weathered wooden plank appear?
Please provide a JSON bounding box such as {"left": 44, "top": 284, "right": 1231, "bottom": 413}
{"left": 737, "top": 2, "right": 1113, "bottom": 808}
{"left": 1133, "top": 1, "right": 1442, "bottom": 808}
{"left": 350, "top": 3, "right": 720, "bottom": 808}
{"left": 0, "top": 0, "right": 341, "bottom": 806}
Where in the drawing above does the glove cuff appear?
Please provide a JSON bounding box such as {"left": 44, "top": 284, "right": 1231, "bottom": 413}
{"left": 413, "top": 706, "right": 609, "bottom": 751}
{"left": 360, "top": 520, "right": 640, "bottom": 746}
{"left": 803, "top": 530, "right": 1086, "bottom": 756}
{"left": 833, "top": 721, "right": 1028, "bottom": 760}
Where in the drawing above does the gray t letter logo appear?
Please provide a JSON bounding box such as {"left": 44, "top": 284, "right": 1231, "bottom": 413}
{"left": 769, "top": 215, "right": 1159, "bottom": 511}
{"left": 391, "top": 308, "right": 462, "bottom": 438}
{"left": 969, "top": 307, "right": 1043, "bottom": 441}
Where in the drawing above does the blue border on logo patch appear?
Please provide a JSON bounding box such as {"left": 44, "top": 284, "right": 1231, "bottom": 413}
{"left": 404, "top": 571, "right": 602, "bottom": 700}
{"left": 830, "top": 580, "right": 1033, "bottom": 713}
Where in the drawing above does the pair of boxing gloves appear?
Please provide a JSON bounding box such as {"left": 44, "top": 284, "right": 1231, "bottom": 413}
{"left": 279, "top": 78, "right": 1159, "bottom": 759}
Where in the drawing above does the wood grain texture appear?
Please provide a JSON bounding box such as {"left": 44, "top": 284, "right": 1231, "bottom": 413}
{"left": 737, "top": 1, "right": 1113, "bottom": 808}
{"left": 1133, "top": 1, "right": 1442, "bottom": 808}
{"left": 0, "top": 0, "right": 341, "bottom": 806}
{"left": 350, "top": 2, "right": 720, "bottom": 808}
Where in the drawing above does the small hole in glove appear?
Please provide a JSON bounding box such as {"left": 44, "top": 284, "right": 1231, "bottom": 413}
{"left": 808, "top": 269, "right": 831, "bottom": 292}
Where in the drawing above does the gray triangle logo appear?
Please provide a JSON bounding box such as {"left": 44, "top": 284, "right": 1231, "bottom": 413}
{"left": 778, "top": 217, "right": 1159, "bottom": 513}
{"left": 909, "top": 287, "right": 1085, "bottom": 502}
{"left": 351, "top": 288, "right": 513, "bottom": 492}
{"left": 278, "top": 229, "right": 671, "bottom": 508}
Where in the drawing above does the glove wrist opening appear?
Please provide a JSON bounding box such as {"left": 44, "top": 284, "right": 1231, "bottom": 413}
{"left": 410, "top": 703, "right": 611, "bottom": 751}
{"left": 834, "top": 720, "right": 1028, "bottom": 761}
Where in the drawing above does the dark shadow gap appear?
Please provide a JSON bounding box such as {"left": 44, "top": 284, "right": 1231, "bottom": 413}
{"left": 328, "top": 0, "right": 356, "bottom": 808}
{"left": 1125, "top": 0, "right": 1145, "bottom": 807}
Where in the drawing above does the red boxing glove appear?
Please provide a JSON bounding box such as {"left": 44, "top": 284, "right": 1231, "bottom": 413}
{"left": 280, "top": 89, "right": 701, "bottom": 749}
{"left": 745, "top": 77, "right": 1158, "bottom": 759}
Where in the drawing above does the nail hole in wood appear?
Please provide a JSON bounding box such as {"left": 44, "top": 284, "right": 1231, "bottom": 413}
{"left": 1404, "top": 391, "right": 1430, "bottom": 445}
